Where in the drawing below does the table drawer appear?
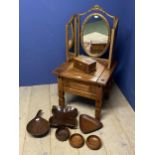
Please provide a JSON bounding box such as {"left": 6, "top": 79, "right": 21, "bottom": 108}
{"left": 63, "top": 79, "right": 96, "bottom": 94}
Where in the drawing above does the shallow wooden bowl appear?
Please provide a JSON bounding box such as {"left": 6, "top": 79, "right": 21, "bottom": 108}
{"left": 69, "top": 133, "right": 85, "bottom": 148}
{"left": 55, "top": 127, "right": 70, "bottom": 141}
{"left": 86, "top": 135, "right": 102, "bottom": 150}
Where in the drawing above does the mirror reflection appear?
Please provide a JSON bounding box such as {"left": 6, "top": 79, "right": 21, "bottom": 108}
{"left": 68, "top": 24, "right": 74, "bottom": 49}
{"left": 82, "top": 14, "right": 110, "bottom": 57}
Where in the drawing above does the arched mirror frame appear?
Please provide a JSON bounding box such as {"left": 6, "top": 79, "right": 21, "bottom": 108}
{"left": 81, "top": 13, "right": 111, "bottom": 58}
{"left": 66, "top": 15, "right": 77, "bottom": 61}
{"left": 77, "top": 5, "right": 119, "bottom": 69}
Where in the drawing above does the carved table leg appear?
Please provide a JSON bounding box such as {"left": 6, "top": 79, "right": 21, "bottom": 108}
{"left": 95, "top": 85, "right": 103, "bottom": 120}
{"left": 58, "top": 77, "right": 65, "bottom": 107}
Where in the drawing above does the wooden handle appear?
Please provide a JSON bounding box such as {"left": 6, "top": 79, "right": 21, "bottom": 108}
{"left": 35, "top": 110, "right": 42, "bottom": 118}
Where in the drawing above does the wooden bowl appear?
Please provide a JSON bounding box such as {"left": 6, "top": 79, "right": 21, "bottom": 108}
{"left": 86, "top": 135, "right": 102, "bottom": 150}
{"left": 55, "top": 127, "right": 70, "bottom": 141}
{"left": 69, "top": 133, "right": 85, "bottom": 148}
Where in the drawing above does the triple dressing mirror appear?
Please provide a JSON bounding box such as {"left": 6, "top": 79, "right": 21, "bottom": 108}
{"left": 66, "top": 5, "right": 118, "bottom": 69}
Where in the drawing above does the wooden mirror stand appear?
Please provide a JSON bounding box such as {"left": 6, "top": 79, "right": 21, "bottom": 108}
{"left": 53, "top": 5, "right": 119, "bottom": 120}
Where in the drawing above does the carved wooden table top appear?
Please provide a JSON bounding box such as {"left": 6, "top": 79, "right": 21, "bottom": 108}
{"left": 53, "top": 59, "right": 116, "bottom": 86}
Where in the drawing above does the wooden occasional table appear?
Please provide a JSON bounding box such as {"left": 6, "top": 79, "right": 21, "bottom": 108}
{"left": 53, "top": 59, "right": 116, "bottom": 120}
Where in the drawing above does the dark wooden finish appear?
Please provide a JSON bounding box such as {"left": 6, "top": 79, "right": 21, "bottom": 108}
{"left": 26, "top": 110, "right": 50, "bottom": 137}
{"left": 69, "top": 133, "right": 85, "bottom": 148}
{"left": 49, "top": 106, "right": 78, "bottom": 128}
{"left": 53, "top": 60, "right": 116, "bottom": 120}
{"left": 86, "top": 135, "right": 102, "bottom": 150}
{"left": 79, "top": 114, "right": 103, "bottom": 134}
{"left": 73, "top": 55, "right": 96, "bottom": 73}
{"left": 55, "top": 127, "right": 70, "bottom": 141}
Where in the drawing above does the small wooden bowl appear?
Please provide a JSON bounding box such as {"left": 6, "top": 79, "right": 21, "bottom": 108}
{"left": 69, "top": 133, "right": 85, "bottom": 148}
{"left": 86, "top": 135, "right": 102, "bottom": 150}
{"left": 55, "top": 127, "right": 70, "bottom": 141}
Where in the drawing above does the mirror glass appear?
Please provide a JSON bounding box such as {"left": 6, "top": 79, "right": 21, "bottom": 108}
{"left": 81, "top": 14, "right": 110, "bottom": 57}
{"left": 68, "top": 23, "right": 74, "bottom": 50}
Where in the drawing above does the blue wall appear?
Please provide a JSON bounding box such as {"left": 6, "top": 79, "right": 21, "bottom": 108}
{"left": 19, "top": 0, "right": 135, "bottom": 109}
